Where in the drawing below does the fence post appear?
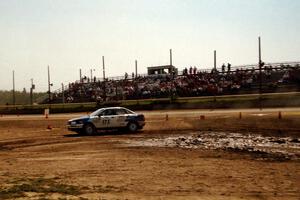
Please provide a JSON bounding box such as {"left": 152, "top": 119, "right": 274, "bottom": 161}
{"left": 278, "top": 111, "right": 282, "bottom": 119}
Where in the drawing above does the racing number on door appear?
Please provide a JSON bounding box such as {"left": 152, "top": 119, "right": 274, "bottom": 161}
{"left": 102, "top": 119, "right": 110, "bottom": 125}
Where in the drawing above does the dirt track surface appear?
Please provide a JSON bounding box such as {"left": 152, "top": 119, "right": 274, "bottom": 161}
{"left": 0, "top": 109, "right": 300, "bottom": 199}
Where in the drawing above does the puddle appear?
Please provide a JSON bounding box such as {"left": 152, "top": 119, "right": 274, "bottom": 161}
{"left": 125, "top": 132, "right": 300, "bottom": 160}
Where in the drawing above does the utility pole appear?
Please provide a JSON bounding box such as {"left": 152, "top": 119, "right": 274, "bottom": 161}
{"left": 214, "top": 50, "right": 217, "bottom": 70}
{"left": 102, "top": 56, "right": 106, "bottom": 101}
{"left": 102, "top": 56, "right": 106, "bottom": 80}
{"left": 170, "top": 49, "right": 173, "bottom": 66}
{"left": 135, "top": 60, "right": 137, "bottom": 78}
{"left": 170, "top": 48, "right": 175, "bottom": 78}
{"left": 30, "top": 79, "right": 35, "bottom": 105}
{"left": 90, "top": 69, "right": 95, "bottom": 82}
{"left": 47, "top": 65, "right": 51, "bottom": 104}
{"left": 61, "top": 83, "right": 65, "bottom": 104}
{"left": 169, "top": 49, "right": 176, "bottom": 100}
{"left": 79, "top": 68, "right": 82, "bottom": 83}
{"left": 212, "top": 50, "right": 217, "bottom": 108}
{"left": 258, "top": 36, "right": 263, "bottom": 110}
{"left": 90, "top": 69, "right": 92, "bottom": 81}
{"left": 12, "top": 70, "right": 15, "bottom": 105}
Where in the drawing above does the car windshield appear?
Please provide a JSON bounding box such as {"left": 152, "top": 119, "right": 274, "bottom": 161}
{"left": 89, "top": 108, "right": 105, "bottom": 116}
{"left": 123, "top": 108, "right": 135, "bottom": 114}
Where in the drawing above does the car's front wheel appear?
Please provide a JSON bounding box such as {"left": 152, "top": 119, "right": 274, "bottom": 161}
{"left": 84, "top": 124, "right": 96, "bottom": 135}
{"left": 127, "top": 122, "right": 138, "bottom": 132}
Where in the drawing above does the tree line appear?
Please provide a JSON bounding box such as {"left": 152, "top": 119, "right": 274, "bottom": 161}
{"left": 0, "top": 90, "right": 47, "bottom": 105}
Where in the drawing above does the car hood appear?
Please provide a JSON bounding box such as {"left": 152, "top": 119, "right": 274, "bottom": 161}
{"left": 68, "top": 115, "right": 90, "bottom": 122}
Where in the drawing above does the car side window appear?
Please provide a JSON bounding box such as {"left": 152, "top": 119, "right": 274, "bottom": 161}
{"left": 103, "top": 109, "right": 116, "bottom": 116}
{"left": 115, "top": 109, "right": 127, "bottom": 115}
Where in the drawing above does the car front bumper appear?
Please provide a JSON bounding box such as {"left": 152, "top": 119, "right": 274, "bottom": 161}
{"left": 67, "top": 124, "right": 84, "bottom": 130}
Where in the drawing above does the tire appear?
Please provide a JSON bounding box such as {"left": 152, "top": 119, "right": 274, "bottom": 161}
{"left": 84, "top": 123, "right": 96, "bottom": 135}
{"left": 127, "top": 122, "right": 138, "bottom": 132}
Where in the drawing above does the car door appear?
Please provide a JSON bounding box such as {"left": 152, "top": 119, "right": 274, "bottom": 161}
{"left": 101, "top": 109, "right": 119, "bottom": 128}
{"left": 114, "top": 109, "right": 128, "bottom": 128}
{"left": 91, "top": 112, "right": 106, "bottom": 129}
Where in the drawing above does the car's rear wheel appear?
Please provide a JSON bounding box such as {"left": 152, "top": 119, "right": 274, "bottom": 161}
{"left": 84, "top": 124, "right": 95, "bottom": 135}
{"left": 127, "top": 122, "right": 138, "bottom": 132}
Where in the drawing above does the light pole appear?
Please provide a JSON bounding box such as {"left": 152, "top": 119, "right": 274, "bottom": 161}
{"left": 30, "top": 79, "right": 35, "bottom": 105}
{"left": 90, "top": 68, "right": 95, "bottom": 82}
{"left": 258, "top": 36, "right": 263, "bottom": 110}
{"left": 135, "top": 60, "right": 137, "bottom": 78}
{"left": 79, "top": 68, "right": 82, "bottom": 83}
{"left": 102, "top": 56, "right": 106, "bottom": 101}
{"left": 214, "top": 50, "right": 217, "bottom": 71}
{"left": 12, "top": 70, "right": 16, "bottom": 105}
{"left": 47, "top": 66, "right": 53, "bottom": 104}
{"left": 169, "top": 49, "right": 176, "bottom": 101}
{"left": 61, "top": 83, "right": 65, "bottom": 104}
{"left": 170, "top": 49, "right": 172, "bottom": 66}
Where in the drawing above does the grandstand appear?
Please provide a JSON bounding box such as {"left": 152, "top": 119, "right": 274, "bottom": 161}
{"left": 41, "top": 62, "right": 300, "bottom": 104}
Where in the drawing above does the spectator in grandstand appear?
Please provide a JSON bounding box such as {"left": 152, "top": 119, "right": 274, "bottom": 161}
{"left": 227, "top": 63, "right": 231, "bottom": 73}
{"left": 48, "top": 62, "right": 299, "bottom": 104}
{"left": 183, "top": 67, "right": 188, "bottom": 75}
{"left": 189, "top": 67, "right": 193, "bottom": 75}
{"left": 193, "top": 66, "right": 197, "bottom": 75}
{"left": 222, "top": 64, "right": 226, "bottom": 73}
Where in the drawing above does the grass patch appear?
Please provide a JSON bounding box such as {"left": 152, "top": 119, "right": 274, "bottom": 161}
{"left": 0, "top": 177, "right": 82, "bottom": 199}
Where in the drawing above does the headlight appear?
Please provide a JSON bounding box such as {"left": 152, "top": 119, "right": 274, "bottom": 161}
{"left": 69, "top": 120, "right": 84, "bottom": 125}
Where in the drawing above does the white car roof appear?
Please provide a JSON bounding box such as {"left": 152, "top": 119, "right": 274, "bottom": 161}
{"left": 102, "top": 107, "right": 128, "bottom": 110}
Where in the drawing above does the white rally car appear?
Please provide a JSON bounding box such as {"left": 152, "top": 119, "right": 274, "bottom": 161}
{"left": 67, "top": 107, "right": 145, "bottom": 135}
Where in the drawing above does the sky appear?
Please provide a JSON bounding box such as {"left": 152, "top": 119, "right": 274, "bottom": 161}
{"left": 0, "top": 0, "right": 299, "bottom": 92}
